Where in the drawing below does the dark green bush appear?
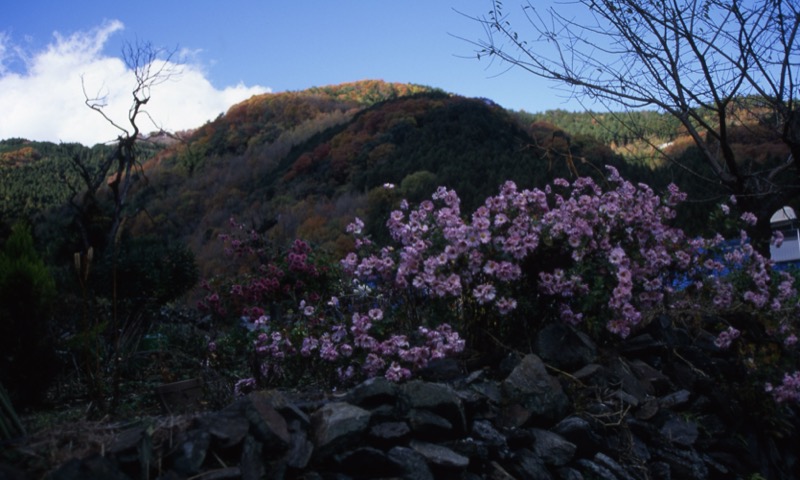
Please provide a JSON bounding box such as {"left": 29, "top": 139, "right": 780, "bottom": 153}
{"left": 0, "top": 222, "right": 58, "bottom": 406}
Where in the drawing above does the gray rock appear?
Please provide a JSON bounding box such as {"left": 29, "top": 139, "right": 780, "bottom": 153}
{"left": 594, "top": 452, "right": 636, "bottom": 480}
{"left": 194, "top": 467, "right": 241, "bottom": 479}
{"left": 620, "top": 333, "right": 666, "bottom": 356}
{"left": 285, "top": 419, "right": 314, "bottom": 470}
{"left": 450, "top": 435, "right": 492, "bottom": 463}
{"left": 649, "top": 461, "right": 671, "bottom": 480}
{"left": 635, "top": 399, "right": 659, "bottom": 420}
{"left": 472, "top": 419, "right": 507, "bottom": 448}
{"left": 508, "top": 448, "right": 553, "bottom": 480}
{"left": 531, "top": 428, "right": 576, "bottom": 467}
{"left": 311, "top": 401, "right": 371, "bottom": 459}
{"left": 252, "top": 389, "right": 311, "bottom": 426}
{"left": 576, "top": 458, "right": 619, "bottom": 479}
{"left": 407, "top": 408, "right": 454, "bottom": 439}
{"left": 660, "top": 415, "right": 699, "bottom": 446}
{"left": 401, "top": 380, "right": 467, "bottom": 434}
{"left": 202, "top": 411, "right": 250, "bottom": 448}
{"left": 387, "top": 446, "right": 435, "bottom": 480}
{"left": 470, "top": 380, "right": 504, "bottom": 404}
{"left": 500, "top": 402, "right": 534, "bottom": 428}
{"left": 555, "top": 466, "right": 585, "bottom": 480}
{"left": 49, "top": 454, "right": 130, "bottom": 480}
{"left": 608, "top": 356, "right": 650, "bottom": 402}
{"left": 571, "top": 363, "right": 605, "bottom": 382}
{"left": 409, "top": 439, "right": 470, "bottom": 469}
{"left": 502, "top": 354, "right": 569, "bottom": 425}
{"left": 109, "top": 425, "right": 153, "bottom": 471}
{"left": 335, "top": 446, "right": 400, "bottom": 477}
{"left": 240, "top": 435, "right": 265, "bottom": 480}
{"left": 552, "top": 416, "right": 602, "bottom": 456}
{"left": 171, "top": 429, "right": 211, "bottom": 475}
{"left": 346, "top": 376, "right": 398, "bottom": 409}
{"left": 536, "top": 322, "right": 597, "bottom": 370}
{"left": 418, "top": 357, "right": 464, "bottom": 381}
{"left": 369, "top": 421, "right": 411, "bottom": 445}
{"left": 658, "top": 389, "right": 691, "bottom": 409}
{"left": 628, "top": 434, "right": 652, "bottom": 463}
{"left": 628, "top": 359, "right": 670, "bottom": 392}
{"left": 109, "top": 426, "right": 148, "bottom": 454}
{"left": 654, "top": 445, "right": 708, "bottom": 479}
{"left": 243, "top": 391, "right": 291, "bottom": 452}
{"left": 487, "top": 460, "right": 518, "bottom": 479}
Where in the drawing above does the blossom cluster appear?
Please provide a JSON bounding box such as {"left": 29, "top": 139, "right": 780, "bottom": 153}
{"left": 201, "top": 219, "right": 465, "bottom": 393}
{"left": 208, "top": 168, "right": 800, "bottom": 405}
{"left": 199, "top": 221, "right": 326, "bottom": 320}
{"left": 339, "top": 167, "right": 799, "bottom": 404}
{"left": 766, "top": 371, "right": 800, "bottom": 403}
{"left": 344, "top": 166, "right": 695, "bottom": 338}
{"left": 714, "top": 326, "right": 741, "bottom": 349}
{"left": 231, "top": 302, "right": 464, "bottom": 393}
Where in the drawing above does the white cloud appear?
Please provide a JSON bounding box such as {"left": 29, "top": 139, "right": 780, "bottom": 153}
{"left": 0, "top": 21, "right": 269, "bottom": 145}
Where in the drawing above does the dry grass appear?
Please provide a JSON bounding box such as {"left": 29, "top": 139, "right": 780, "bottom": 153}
{"left": 7, "top": 409, "right": 201, "bottom": 478}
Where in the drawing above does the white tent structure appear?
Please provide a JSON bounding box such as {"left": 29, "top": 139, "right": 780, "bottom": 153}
{"left": 770, "top": 206, "right": 800, "bottom": 263}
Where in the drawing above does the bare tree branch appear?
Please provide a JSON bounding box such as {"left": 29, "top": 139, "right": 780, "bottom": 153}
{"left": 74, "top": 40, "right": 180, "bottom": 252}
{"left": 464, "top": 0, "right": 800, "bottom": 238}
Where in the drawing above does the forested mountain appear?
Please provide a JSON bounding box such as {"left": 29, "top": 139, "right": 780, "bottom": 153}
{"left": 0, "top": 80, "right": 780, "bottom": 279}
{"left": 128, "top": 84, "right": 647, "bottom": 274}
{"left": 0, "top": 139, "right": 163, "bottom": 238}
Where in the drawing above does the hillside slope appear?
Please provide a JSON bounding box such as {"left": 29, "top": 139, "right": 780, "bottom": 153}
{"left": 0, "top": 81, "right": 661, "bottom": 277}
{"left": 128, "top": 83, "right": 642, "bottom": 275}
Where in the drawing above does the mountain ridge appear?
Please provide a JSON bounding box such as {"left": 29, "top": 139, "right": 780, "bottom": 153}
{"left": 1, "top": 79, "right": 769, "bottom": 279}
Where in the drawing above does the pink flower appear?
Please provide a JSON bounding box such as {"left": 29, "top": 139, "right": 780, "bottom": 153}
{"left": 338, "top": 365, "right": 355, "bottom": 382}
{"left": 385, "top": 362, "right": 412, "bottom": 382}
{"left": 234, "top": 378, "right": 256, "bottom": 397}
{"left": 766, "top": 372, "right": 800, "bottom": 403}
{"left": 363, "top": 353, "right": 386, "bottom": 377}
{"left": 495, "top": 297, "right": 517, "bottom": 315}
{"left": 714, "top": 326, "right": 741, "bottom": 349}
{"left": 346, "top": 217, "right": 365, "bottom": 234}
{"left": 608, "top": 247, "right": 626, "bottom": 265}
{"left": 472, "top": 283, "right": 497, "bottom": 304}
{"left": 740, "top": 212, "right": 758, "bottom": 226}
{"left": 301, "top": 337, "right": 319, "bottom": 357}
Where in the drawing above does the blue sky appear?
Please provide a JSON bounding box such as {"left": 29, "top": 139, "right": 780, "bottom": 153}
{"left": 1, "top": 0, "right": 588, "bottom": 145}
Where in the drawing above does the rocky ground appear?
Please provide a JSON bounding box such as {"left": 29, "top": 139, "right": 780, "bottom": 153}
{"left": 2, "top": 315, "right": 800, "bottom": 479}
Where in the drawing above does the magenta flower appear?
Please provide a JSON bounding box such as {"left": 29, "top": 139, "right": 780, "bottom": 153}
{"left": 495, "top": 297, "right": 518, "bottom": 315}
{"left": 473, "top": 283, "right": 497, "bottom": 304}
{"left": 385, "top": 362, "right": 412, "bottom": 382}
{"left": 714, "top": 326, "right": 741, "bottom": 349}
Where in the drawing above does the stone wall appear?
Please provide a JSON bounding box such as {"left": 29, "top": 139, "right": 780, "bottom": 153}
{"left": 18, "top": 319, "right": 800, "bottom": 479}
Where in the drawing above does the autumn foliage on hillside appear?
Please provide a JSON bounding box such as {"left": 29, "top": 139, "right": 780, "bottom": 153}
{"left": 2, "top": 80, "right": 788, "bottom": 283}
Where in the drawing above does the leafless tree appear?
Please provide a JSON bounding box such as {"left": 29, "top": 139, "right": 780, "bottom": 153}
{"left": 469, "top": 0, "right": 800, "bottom": 237}
{"left": 74, "top": 40, "right": 180, "bottom": 251}
{"left": 64, "top": 41, "right": 180, "bottom": 412}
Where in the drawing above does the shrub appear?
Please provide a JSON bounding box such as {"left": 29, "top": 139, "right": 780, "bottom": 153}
{"left": 343, "top": 167, "right": 799, "bottom": 403}
{"left": 0, "top": 222, "right": 58, "bottom": 406}
{"left": 200, "top": 219, "right": 464, "bottom": 393}
{"left": 206, "top": 167, "right": 799, "bottom": 406}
